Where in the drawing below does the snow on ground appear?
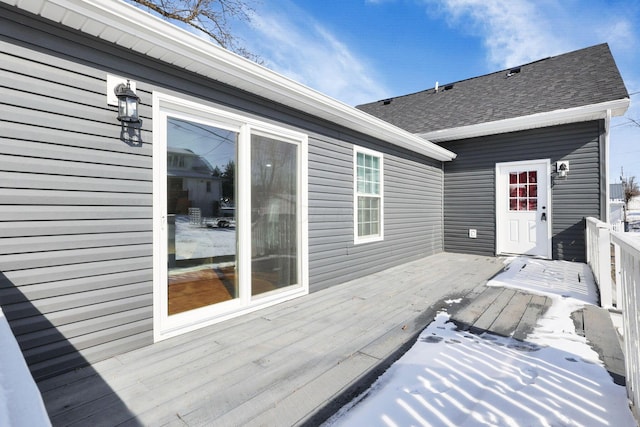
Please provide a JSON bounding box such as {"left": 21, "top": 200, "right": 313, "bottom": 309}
{"left": 175, "top": 215, "right": 235, "bottom": 260}
{"left": 325, "top": 257, "right": 636, "bottom": 427}
{"left": 627, "top": 210, "right": 640, "bottom": 232}
{"left": 0, "top": 309, "right": 51, "bottom": 427}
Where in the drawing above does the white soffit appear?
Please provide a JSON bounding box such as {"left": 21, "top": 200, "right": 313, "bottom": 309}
{"left": 3, "top": 0, "right": 456, "bottom": 161}
{"left": 419, "top": 99, "right": 630, "bottom": 143}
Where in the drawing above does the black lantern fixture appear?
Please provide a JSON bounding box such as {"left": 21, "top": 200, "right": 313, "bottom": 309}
{"left": 114, "top": 80, "right": 139, "bottom": 123}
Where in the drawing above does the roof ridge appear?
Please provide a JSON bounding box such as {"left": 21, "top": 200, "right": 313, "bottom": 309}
{"left": 361, "top": 43, "right": 611, "bottom": 107}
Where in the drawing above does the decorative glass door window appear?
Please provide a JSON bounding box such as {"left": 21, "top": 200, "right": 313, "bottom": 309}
{"left": 509, "top": 171, "right": 538, "bottom": 211}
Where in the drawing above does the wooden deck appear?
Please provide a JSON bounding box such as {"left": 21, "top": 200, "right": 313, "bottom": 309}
{"left": 36, "top": 252, "right": 625, "bottom": 426}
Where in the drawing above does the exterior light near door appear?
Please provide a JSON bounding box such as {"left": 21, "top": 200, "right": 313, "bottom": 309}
{"left": 114, "top": 80, "right": 139, "bottom": 123}
{"left": 557, "top": 161, "right": 569, "bottom": 178}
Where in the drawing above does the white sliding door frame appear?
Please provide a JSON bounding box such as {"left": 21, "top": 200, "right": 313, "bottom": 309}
{"left": 152, "top": 92, "right": 308, "bottom": 341}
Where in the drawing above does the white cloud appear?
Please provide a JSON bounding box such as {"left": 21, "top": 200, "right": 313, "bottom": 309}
{"left": 426, "top": 0, "right": 572, "bottom": 69}
{"left": 425, "top": 0, "right": 640, "bottom": 74}
{"left": 244, "top": 3, "right": 390, "bottom": 105}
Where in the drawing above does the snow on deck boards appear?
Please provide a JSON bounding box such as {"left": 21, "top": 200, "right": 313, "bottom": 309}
{"left": 448, "top": 287, "right": 552, "bottom": 339}
{"left": 325, "top": 257, "right": 634, "bottom": 427}
{"left": 38, "top": 253, "right": 506, "bottom": 426}
{"left": 35, "top": 253, "right": 625, "bottom": 426}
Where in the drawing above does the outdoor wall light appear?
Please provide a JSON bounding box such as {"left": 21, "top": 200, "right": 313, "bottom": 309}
{"left": 557, "top": 161, "right": 570, "bottom": 178}
{"left": 114, "top": 80, "right": 139, "bottom": 123}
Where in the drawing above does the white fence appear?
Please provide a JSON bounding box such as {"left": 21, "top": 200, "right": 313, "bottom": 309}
{"left": 585, "top": 218, "right": 614, "bottom": 307}
{"left": 585, "top": 217, "right": 640, "bottom": 420}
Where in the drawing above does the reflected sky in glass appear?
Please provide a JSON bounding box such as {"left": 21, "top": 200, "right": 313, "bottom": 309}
{"left": 167, "top": 118, "right": 236, "bottom": 171}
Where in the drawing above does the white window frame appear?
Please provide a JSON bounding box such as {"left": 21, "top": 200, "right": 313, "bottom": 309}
{"left": 152, "top": 92, "right": 308, "bottom": 341}
{"left": 353, "top": 146, "right": 384, "bottom": 244}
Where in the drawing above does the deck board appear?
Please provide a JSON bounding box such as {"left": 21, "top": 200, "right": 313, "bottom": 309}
{"left": 472, "top": 288, "right": 517, "bottom": 333}
{"left": 39, "top": 253, "right": 506, "bottom": 426}
{"left": 490, "top": 291, "right": 533, "bottom": 337}
{"left": 35, "top": 252, "right": 626, "bottom": 426}
{"left": 513, "top": 295, "right": 551, "bottom": 341}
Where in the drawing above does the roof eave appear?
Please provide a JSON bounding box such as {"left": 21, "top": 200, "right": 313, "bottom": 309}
{"left": 3, "top": 0, "right": 455, "bottom": 161}
{"left": 418, "top": 98, "right": 630, "bottom": 143}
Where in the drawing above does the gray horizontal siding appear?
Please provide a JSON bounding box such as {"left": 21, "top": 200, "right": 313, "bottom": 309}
{"left": 440, "top": 121, "right": 603, "bottom": 262}
{"left": 1, "top": 6, "right": 153, "bottom": 380}
{"left": 0, "top": 232, "right": 151, "bottom": 254}
{"left": 0, "top": 270, "right": 152, "bottom": 304}
{"left": 0, "top": 3, "right": 446, "bottom": 381}
{"left": 308, "top": 135, "right": 444, "bottom": 291}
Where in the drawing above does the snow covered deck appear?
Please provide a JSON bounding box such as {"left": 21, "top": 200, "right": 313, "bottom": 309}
{"left": 35, "top": 253, "right": 632, "bottom": 426}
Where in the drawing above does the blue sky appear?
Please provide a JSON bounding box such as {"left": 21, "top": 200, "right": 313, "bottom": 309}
{"left": 232, "top": 0, "right": 640, "bottom": 183}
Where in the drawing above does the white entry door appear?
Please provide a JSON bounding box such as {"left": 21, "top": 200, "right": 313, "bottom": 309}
{"left": 496, "top": 160, "right": 551, "bottom": 258}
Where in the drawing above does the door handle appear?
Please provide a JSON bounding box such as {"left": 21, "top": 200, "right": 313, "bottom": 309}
{"left": 541, "top": 212, "right": 547, "bottom": 222}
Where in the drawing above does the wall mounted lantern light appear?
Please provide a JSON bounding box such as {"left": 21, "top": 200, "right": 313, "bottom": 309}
{"left": 557, "top": 161, "right": 570, "bottom": 178}
{"left": 114, "top": 80, "right": 139, "bottom": 123}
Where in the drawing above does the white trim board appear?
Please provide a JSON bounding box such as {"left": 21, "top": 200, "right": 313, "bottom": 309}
{"left": 420, "top": 101, "right": 629, "bottom": 143}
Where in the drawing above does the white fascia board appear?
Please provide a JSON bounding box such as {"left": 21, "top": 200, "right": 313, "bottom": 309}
{"left": 419, "top": 99, "right": 630, "bottom": 143}
{"left": 4, "top": 0, "right": 455, "bottom": 161}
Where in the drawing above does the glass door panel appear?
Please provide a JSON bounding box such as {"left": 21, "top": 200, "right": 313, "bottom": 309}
{"left": 166, "top": 117, "right": 238, "bottom": 315}
{"left": 250, "top": 134, "right": 299, "bottom": 296}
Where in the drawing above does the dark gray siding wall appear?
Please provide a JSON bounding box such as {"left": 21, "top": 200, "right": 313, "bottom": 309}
{"left": 308, "top": 135, "right": 443, "bottom": 291}
{"left": 0, "top": 8, "right": 155, "bottom": 380}
{"left": 0, "top": 5, "right": 443, "bottom": 379}
{"left": 439, "top": 121, "right": 604, "bottom": 262}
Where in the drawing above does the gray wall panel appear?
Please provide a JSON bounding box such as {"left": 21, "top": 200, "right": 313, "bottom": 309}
{"left": 0, "top": 232, "right": 152, "bottom": 255}
{"left": 0, "top": 206, "right": 150, "bottom": 221}
{"left": 439, "top": 121, "right": 603, "bottom": 262}
{"left": 17, "top": 306, "right": 151, "bottom": 351}
{"left": 0, "top": 4, "right": 445, "bottom": 381}
{"left": 307, "top": 134, "right": 444, "bottom": 292}
{"left": 0, "top": 220, "right": 151, "bottom": 237}
{"left": 0, "top": 270, "right": 152, "bottom": 303}
{"left": 9, "top": 294, "right": 152, "bottom": 335}
{"left": 1, "top": 122, "right": 152, "bottom": 156}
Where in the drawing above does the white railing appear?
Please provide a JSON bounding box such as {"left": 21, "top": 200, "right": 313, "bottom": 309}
{"left": 585, "top": 217, "right": 613, "bottom": 308}
{"left": 0, "top": 308, "right": 52, "bottom": 426}
{"left": 611, "top": 231, "right": 640, "bottom": 421}
{"left": 612, "top": 220, "right": 625, "bottom": 233}
{"left": 585, "top": 216, "right": 640, "bottom": 421}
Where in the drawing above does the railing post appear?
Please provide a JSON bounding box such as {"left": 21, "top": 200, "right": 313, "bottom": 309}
{"left": 586, "top": 217, "right": 614, "bottom": 308}
{"left": 614, "top": 242, "right": 622, "bottom": 307}
{"left": 596, "top": 223, "right": 613, "bottom": 308}
{"left": 612, "top": 232, "right": 640, "bottom": 421}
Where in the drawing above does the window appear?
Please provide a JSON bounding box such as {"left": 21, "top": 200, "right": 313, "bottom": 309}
{"left": 354, "top": 147, "right": 383, "bottom": 243}
{"left": 508, "top": 171, "right": 538, "bottom": 211}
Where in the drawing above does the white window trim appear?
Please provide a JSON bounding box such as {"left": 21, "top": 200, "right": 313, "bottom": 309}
{"left": 152, "top": 92, "right": 309, "bottom": 341}
{"left": 353, "top": 146, "right": 384, "bottom": 244}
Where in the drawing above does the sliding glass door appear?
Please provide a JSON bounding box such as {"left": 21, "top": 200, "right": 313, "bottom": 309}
{"left": 153, "top": 93, "right": 308, "bottom": 340}
{"left": 251, "top": 133, "right": 299, "bottom": 296}
{"left": 166, "top": 117, "right": 238, "bottom": 315}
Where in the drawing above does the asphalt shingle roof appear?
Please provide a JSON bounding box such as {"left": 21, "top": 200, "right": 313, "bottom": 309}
{"left": 357, "top": 44, "right": 629, "bottom": 134}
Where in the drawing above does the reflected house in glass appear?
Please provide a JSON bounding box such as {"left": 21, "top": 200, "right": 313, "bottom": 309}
{"left": 167, "top": 147, "right": 222, "bottom": 217}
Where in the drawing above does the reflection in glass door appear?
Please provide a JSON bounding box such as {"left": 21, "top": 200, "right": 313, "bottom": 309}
{"left": 250, "top": 134, "right": 299, "bottom": 296}
{"left": 166, "top": 117, "right": 238, "bottom": 315}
